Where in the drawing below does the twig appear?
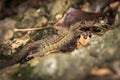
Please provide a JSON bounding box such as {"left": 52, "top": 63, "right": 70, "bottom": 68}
{"left": 14, "top": 27, "right": 50, "bottom": 32}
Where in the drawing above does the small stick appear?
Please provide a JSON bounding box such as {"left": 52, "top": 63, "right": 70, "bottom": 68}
{"left": 14, "top": 27, "right": 50, "bottom": 32}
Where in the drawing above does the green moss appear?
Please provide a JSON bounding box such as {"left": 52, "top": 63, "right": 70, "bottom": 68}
{"left": 12, "top": 64, "right": 34, "bottom": 80}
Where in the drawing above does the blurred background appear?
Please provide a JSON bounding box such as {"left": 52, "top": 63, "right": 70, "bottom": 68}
{"left": 0, "top": 0, "right": 120, "bottom": 80}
